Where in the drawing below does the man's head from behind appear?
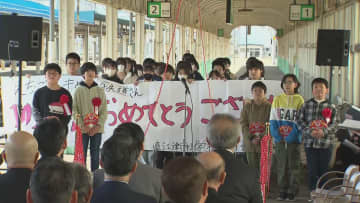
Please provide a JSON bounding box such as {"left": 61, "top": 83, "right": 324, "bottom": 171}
{"left": 101, "top": 122, "right": 144, "bottom": 177}
{"left": 3, "top": 131, "right": 39, "bottom": 169}
{"left": 162, "top": 157, "right": 208, "bottom": 203}
{"left": 33, "top": 118, "right": 67, "bottom": 157}
{"left": 207, "top": 114, "right": 240, "bottom": 151}
{"left": 197, "top": 152, "right": 226, "bottom": 191}
{"left": 27, "top": 157, "right": 77, "bottom": 203}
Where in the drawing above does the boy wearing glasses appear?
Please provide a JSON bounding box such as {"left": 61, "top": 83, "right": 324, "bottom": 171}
{"left": 32, "top": 63, "right": 73, "bottom": 127}
{"left": 65, "top": 52, "right": 81, "bottom": 75}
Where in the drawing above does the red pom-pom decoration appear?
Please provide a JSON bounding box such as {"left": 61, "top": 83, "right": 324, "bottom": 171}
{"left": 60, "top": 94, "right": 69, "bottom": 104}
{"left": 322, "top": 108, "right": 332, "bottom": 124}
{"left": 92, "top": 97, "right": 101, "bottom": 106}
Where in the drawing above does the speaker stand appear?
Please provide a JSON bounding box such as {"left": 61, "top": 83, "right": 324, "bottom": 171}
{"left": 18, "top": 60, "right": 23, "bottom": 131}
{"left": 329, "top": 65, "right": 334, "bottom": 104}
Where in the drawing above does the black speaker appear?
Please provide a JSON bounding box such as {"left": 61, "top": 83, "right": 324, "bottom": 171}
{"left": 0, "top": 15, "right": 43, "bottom": 61}
{"left": 316, "top": 29, "right": 350, "bottom": 66}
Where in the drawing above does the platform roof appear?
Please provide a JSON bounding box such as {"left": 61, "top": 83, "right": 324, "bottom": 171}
{"left": 91, "top": 0, "right": 311, "bottom": 38}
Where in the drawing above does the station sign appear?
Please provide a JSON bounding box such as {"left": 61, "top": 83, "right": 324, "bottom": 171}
{"left": 289, "top": 4, "right": 315, "bottom": 21}
{"left": 147, "top": 1, "right": 171, "bottom": 18}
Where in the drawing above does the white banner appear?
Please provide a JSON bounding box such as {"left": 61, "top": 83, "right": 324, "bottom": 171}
{"left": 0, "top": 76, "right": 282, "bottom": 152}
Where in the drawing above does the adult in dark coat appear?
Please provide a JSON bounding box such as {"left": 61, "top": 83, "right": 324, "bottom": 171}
{"left": 0, "top": 131, "right": 39, "bottom": 203}
{"left": 91, "top": 123, "right": 156, "bottom": 203}
{"left": 206, "top": 114, "right": 262, "bottom": 203}
{"left": 197, "top": 152, "right": 228, "bottom": 203}
{"left": 92, "top": 181, "right": 155, "bottom": 203}
{"left": 93, "top": 160, "right": 167, "bottom": 203}
{"left": 162, "top": 157, "right": 208, "bottom": 203}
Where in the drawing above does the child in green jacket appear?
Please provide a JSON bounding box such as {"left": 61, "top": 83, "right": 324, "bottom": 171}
{"left": 73, "top": 62, "right": 107, "bottom": 171}
{"left": 240, "top": 81, "right": 271, "bottom": 170}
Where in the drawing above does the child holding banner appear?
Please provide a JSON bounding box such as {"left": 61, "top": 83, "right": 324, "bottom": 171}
{"left": 32, "top": 63, "right": 73, "bottom": 127}
{"left": 240, "top": 81, "right": 271, "bottom": 170}
{"left": 270, "top": 74, "right": 304, "bottom": 201}
{"left": 297, "top": 78, "right": 336, "bottom": 194}
{"left": 73, "top": 62, "right": 107, "bottom": 171}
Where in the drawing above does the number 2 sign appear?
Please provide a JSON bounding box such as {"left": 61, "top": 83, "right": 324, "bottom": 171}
{"left": 147, "top": 1, "right": 171, "bottom": 18}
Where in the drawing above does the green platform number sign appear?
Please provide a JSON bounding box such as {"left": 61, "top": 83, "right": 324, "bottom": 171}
{"left": 300, "top": 5, "right": 314, "bottom": 21}
{"left": 290, "top": 4, "right": 314, "bottom": 21}
{"left": 147, "top": 1, "right": 171, "bottom": 18}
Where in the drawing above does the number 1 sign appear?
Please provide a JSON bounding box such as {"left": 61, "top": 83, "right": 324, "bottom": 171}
{"left": 289, "top": 4, "right": 315, "bottom": 21}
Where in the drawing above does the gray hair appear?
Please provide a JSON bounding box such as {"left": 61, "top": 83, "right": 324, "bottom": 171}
{"left": 30, "top": 157, "right": 75, "bottom": 203}
{"left": 72, "top": 163, "right": 92, "bottom": 203}
{"left": 207, "top": 114, "right": 240, "bottom": 149}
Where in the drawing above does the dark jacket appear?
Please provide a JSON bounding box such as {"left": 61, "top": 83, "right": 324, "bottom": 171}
{"left": 91, "top": 181, "right": 156, "bottom": 203}
{"left": 32, "top": 86, "right": 73, "bottom": 126}
{"left": 137, "top": 75, "right": 162, "bottom": 81}
{"left": 102, "top": 74, "right": 123, "bottom": 84}
{"left": 206, "top": 187, "right": 221, "bottom": 203}
{"left": 0, "top": 168, "right": 32, "bottom": 203}
{"left": 215, "top": 149, "right": 262, "bottom": 203}
{"left": 93, "top": 161, "right": 167, "bottom": 203}
{"left": 193, "top": 71, "right": 204, "bottom": 80}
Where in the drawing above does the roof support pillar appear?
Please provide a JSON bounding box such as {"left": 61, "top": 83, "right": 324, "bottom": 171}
{"left": 204, "top": 31, "right": 209, "bottom": 61}
{"left": 48, "top": 0, "right": 56, "bottom": 63}
{"left": 135, "top": 13, "right": 145, "bottom": 63}
{"left": 211, "top": 34, "right": 215, "bottom": 60}
{"left": 154, "top": 19, "right": 163, "bottom": 62}
{"left": 189, "top": 28, "right": 194, "bottom": 54}
{"left": 59, "top": 0, "right": 75, "bottom": 69}
{"left": 225, "top": 38, "right": 230, "bottom": 57}
{"left": 196, "top": 30, "right": 201, "bottom": 61}
{"left": 216, "top": 36, "right": 219, "bottom": 58}
{"left": 122, "top": 35, "right": 128, "bottom": 57}
{"left": 179, "top": 25, "right": 186, "bottom": 58}
{"left": 164, "top": 24, "right": 170, "bottom": 63}
{"left": 105, "top": 4, "right": 118, "bottom": 59}
{"left": 83, "top": 27, "right": 89, "bottom": 62}
{"left": 168, "top": 23, "right": 176, "bottom": 65}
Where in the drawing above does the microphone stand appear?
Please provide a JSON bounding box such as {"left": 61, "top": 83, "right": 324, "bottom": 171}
{"left": 18, "top": 60, "right": 23, "bottom": 131}
{"left": 183, "top": 81, "right": 190, "bottom": 157}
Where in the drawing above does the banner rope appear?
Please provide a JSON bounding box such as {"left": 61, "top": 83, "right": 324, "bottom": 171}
{"left": 197, "top": 0, "right": 214, "bottom": 114}
{"left": 144, "top": 0, "right": 215, "bottom": 137}
{"left": 144, "top": 0, "right": 183, "bottom": 136}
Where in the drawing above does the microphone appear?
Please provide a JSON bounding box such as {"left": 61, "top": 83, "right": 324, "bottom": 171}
{"left": 181, "top": 78, "right": 190, "bottom": 94}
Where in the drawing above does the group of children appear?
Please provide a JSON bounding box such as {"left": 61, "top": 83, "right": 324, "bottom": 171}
{"left": 32, "top": 62, "right": 107, "bottom": 172}
{"left": 240, "top": 74, "right": 336, "bottom": 201}
{"left": 31, "top": 53, "right": 336, "bottom": 201}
